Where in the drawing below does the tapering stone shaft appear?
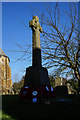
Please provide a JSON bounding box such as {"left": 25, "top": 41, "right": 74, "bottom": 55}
{"left": 29, "top": 16, "right": 42, "bottom": 67}
{"left": 23, "top": 16, "right": 50, "bottom": 87}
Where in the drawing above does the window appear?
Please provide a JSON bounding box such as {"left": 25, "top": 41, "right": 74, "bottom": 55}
{"left": 2, "top": 59, "right": 4, "bottom": 65}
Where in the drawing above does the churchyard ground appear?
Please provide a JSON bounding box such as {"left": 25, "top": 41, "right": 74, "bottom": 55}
{"left": 1, "top": 94, "right": 80, "bottom": 120}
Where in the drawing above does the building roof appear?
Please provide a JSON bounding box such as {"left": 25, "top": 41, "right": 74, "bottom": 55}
{"left": 0, "top": 48, "right": 10, "bottom": 62}
{"left": 0, "top": 48, "right": 7, "bottom": 56}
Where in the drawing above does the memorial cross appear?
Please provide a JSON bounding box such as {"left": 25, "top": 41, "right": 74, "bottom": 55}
{"left": 29, "top": 16, "right": 42, "bottom": 67}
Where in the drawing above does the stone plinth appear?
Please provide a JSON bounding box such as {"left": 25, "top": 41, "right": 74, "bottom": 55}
{"left": 24, "top": 66, "right": 50, "bottom": 87}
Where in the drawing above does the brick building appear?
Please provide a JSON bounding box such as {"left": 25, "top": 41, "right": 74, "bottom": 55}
{"left": 0, "top": 48, "right": 12, "bottom": 94}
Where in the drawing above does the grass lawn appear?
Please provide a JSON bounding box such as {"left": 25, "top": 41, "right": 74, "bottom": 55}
{"left": 1, "top": 94, "right": 80, "bottom": 119}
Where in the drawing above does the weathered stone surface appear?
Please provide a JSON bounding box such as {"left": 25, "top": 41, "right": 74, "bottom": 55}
{"left": 24, "top": 66, "right": 50, "bottom": 87}
{"left": 24, "top": 16, "right": 50, "bottom": 87}
{"left": 29, "top": 16, "right": 42, "bottom": 67}
{"left": 0, "top": 48, "right": 12, "bottom": 94}
{"left": 55, "top": 86, "right": 68, "bottom": 97}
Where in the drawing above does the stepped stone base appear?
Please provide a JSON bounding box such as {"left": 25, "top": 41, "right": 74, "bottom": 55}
{"left": 24, "top": 66, "right": 50, "bottom": 87}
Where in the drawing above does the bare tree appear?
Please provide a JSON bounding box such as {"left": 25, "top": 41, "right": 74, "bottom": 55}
{"left": 10, "top": 3, "right": 80, "bottom": 89}
{"left": 39, "top": 3, "right": 80, "bottom": 89}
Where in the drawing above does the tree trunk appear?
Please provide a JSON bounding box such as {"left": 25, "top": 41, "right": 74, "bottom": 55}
{"left": 74, "top": 69, "right": 80, "bottom": 93}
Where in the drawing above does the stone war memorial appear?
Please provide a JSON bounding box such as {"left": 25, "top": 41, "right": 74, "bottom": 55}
{"left": 24, "top": 16, "right": 50, "bottom": 87}
{"left": 19, "top": 16, "right": 54, "bottom": 102}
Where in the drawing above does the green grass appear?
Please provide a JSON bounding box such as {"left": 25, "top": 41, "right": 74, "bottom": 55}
{"left": 2, "top": 112, "right": 15, "bottom": 120}
{"left": 1, "top": 95, "right": 80, "bottom": 119}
